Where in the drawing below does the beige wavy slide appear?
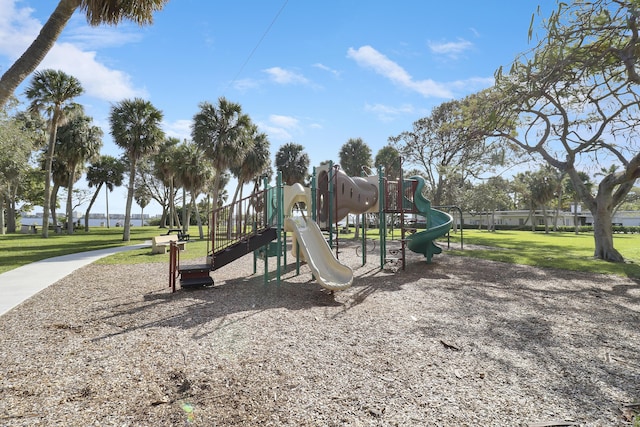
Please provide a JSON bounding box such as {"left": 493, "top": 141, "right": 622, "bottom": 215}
{"left": 284, "top": 216, "right": 353, "bottom": 291}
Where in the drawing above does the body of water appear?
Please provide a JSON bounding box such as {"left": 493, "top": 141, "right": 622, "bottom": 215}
{"left": 21, "top": 217, "right": 151, "bottom": 227}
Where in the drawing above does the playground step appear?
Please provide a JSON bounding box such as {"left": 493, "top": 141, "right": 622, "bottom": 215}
{"left": 180, "top": 276, "right": 214, "bottom": 288}
{"left": 179, "top": 264, "right": 213, "bottom": 288}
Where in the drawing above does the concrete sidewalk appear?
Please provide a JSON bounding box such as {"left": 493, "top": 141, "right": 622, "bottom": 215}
{"left": 0, "top": 243, "right": 150, "bottom": 317}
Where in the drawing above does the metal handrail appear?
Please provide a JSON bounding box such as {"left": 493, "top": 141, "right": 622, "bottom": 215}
{"left": 210, "top": 187, "right": 276, "bottom": 255}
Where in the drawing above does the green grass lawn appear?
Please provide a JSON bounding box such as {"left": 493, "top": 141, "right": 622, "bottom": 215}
{"left": 2, "top": 225, "right": 640, "bottom": 279}
{"left": 0, "top": 226, "right": 212, "bottom": 274}
{"left": 342, "top": 226, "right": 640, "bottom": 278}
{"left": 443, "top": 228, "right": 640, "bottom": 278}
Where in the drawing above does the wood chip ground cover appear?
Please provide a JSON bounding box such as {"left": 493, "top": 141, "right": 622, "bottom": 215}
{"left": 0, "top": 241, "right": 639, "bottom": 426}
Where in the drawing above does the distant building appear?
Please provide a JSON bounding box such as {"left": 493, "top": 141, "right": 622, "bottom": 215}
{"left": 459, "top": 208, "right": 640, "bottom": 228}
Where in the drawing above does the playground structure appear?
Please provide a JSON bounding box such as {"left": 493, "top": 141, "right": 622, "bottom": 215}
{"left": 168, "top": 162, "right": 454, "bottom": 292}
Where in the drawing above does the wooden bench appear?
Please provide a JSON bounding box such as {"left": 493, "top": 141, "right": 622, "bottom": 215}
{"left": 152, "top": 234, "right": 187, "bottom": 254}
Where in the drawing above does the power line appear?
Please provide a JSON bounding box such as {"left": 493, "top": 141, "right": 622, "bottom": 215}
{"left": 224, "top": 0, "right": 289, "bottom": 94}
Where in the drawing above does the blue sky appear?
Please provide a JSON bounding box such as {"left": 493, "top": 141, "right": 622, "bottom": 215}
{"left": 1, "top": 0, "right": 555, "bottom": 216}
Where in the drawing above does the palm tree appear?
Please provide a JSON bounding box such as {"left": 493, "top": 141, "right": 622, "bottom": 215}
{"left": 134, "top": 184, "right": 152, "bottom": 227}
{"left": 274, "top": 143, "right": 310, "bottom": 185}
{"left": 44, "top": 155, "right": 70, "bottom": 229}
{"left": 230, "top": 125, "right": 270, "bottom": 197}
{"left": 564, "top": 170, "right": 593, "bottom": 234}
{"left": 110, "top": 98, "right": 164, "bottom": 241}
{"left": 173, "top": 141, "right": 214, "bottom": 239}
{"left": 55, "top": 111, "right": 103, "bottom": 233}
{"left": 192, "top": 97, "right": 252, "bottom": 213}
{"left": 0, "top": 0, "right": 168, "bottom": 108}
{"left": 25, "top": 69, "right": 83, "bottom": 237}
{"left": 84, "top": 155, "right": 126, "bottom": 231}
{"left": 339, "top": 138, "right": 372, "bottom": 177}
{"left": 229, "top": 125, "right": 270, "bottom": 233}
{"left": 339, "top": 137, "right": 373, "bottom": 238}
{"left": 152, "top": 137, "right": 180, "bottom": 228}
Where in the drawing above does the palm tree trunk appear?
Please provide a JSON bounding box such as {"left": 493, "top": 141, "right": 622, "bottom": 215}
{"left": 105, "top": 187, "right": 110, "bottom": 228}
{"left": 84, "top": 183, "right": 103, "bottom": 231}
{"left": 529, "top": 205, "right": 536, "bottom": 232}
{"left": 553, "top": 185, "right": 563, "bottom": 232}
{"left": 123, "top": 160, "right": 136, "bottom": 241}
{"left": 169, "top": 179, "right": 175, "bottom": 228}
{"left": 193, "top": 195, "right": 205, "bottom": 240}
{"left": 50, "top": 183, "right": 60, "bottom": 229}
{"left": 42, "top": 112, "right": 61, "bottom": 238}
{"left": 227, "top": 179, "right": 243, "bottom": 237}
{"left": 182, "top": 187, "right": 187, "bottom": 233}
{"left": 0, "top": 195, "right": 4, "bottom": 235}
{"left": 573, "top": 198, "right": 579, "bottom": 235}
{"left": 66, "top": 168, "right": 75, "bottom": 234}
{"left": 0, "top": 0, "right": 80, "bottom": 108}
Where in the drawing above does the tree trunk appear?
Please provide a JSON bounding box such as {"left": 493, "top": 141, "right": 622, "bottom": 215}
{"left": 193, "top": 195, "right": 204, "bottom": 240}
{"left": 553, "top": 187, "right": 562, "bottom": 232}
{"left": 66, "top": 168, "right": 75, "bottom": 234}
{"left": 50, "top": 183, "right": 60, "bottom": 229}
{"left": 227, "top": 179, "right": 242, "bottom": 237}
{"left": 8, "top": 194, "right": 16, "bottom": 233}
{"left": 530, "top": 206, "right": 536, "bottom": 232}
{"left": 182, "top": 187, "right": 188, "bottom": 233}
{"left": 169, "top": 179, "right": 175, "bottom": 228}
{"left": 42, "top": 112, "right": 60, "bottom": 238}
{"left": 122, "top": 159, "right": 136, "bottom": 241}
{"left": 105, "top": 187, "right": 111, "bottom": 228}
{"left": 0, "top": 0, "right": 80, "bottom": 108}
{"left": 573, "top": 198, "right": 579, "bottom": 235}
{"left": 0, "top": 195, "right": 4, "bottom": 235}
{"left": 84, "top": 183, "right": 103, "bottom": 231}
{"left": 159, "top": 207, "right": 167, "bottom": 229}
{"left": 592, "top": 194, "right": 624, "bottom": 262}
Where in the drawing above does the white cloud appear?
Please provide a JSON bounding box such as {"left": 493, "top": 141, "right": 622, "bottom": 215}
{"left": 346, "top": 45, "right": 453, "bottom": 98}
{"left": 62, "top": 16, "right": 143, "bottom": 49}
{"left": 0, "top": 1, "right": 145, "bottom": 102}
{"left": 269, "top": 114, "right": 299, "bottom": 129}
{"left": 163, "top": 119, "right": 192, "bottom": 140}
{"left": 0, "top": 0, "right": 41, "bottom": 58}
{"left": 232, "top": 78, "right": 259, "bottom": 92}
{"left": 263, "top": 67, "right": 310, "bottom": 85}
{"left": 258, "top": 123, "right": 292, "bottom": 141}
{"left": 257, "top": 114, "right": 301, "bottom": 141}
{"left": 41, "top": 42, "right": 147, "bottom": 101}
{"left": 347, "top": 45, "right": 495, "bottom": 98}
{"left": 428, "top": 39, "right": 473, "bottom": 59}
{"left": 364, "top": 103, "right": 415, "bottom": 122}
{"left": 313, "top": 63, "right": 340, "bottom": 77}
